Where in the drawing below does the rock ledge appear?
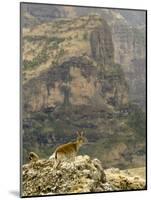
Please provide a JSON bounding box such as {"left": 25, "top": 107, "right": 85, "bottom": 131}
{"left": 22, "top": 155, "right": 146, "bottom": 196}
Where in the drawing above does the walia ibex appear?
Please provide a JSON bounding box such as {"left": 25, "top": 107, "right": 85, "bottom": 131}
{"left": 49, "top": 131, "right": 88, "bottom": 168}
{"left": 29, "top": 152, "right": 39, "bottom": 162}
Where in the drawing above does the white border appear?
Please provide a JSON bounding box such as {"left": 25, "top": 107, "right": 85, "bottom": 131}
{"left": 0, "top": 0, "right": 150, "bottom": 199}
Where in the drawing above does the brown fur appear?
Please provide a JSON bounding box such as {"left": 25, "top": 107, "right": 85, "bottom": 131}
{"left": 51, "top": 131, "right": 88, "bottom": 168}
{"left": 55, "top": 142, "right": 77, "bottom": 159}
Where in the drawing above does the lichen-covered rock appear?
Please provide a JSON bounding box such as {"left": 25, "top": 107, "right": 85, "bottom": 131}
{"left": 105, "top": 167, "right": 146, "bottom": 191}
{"left": 22, "top": 155, "right": 107, "bottom": 196}
{"left": 22, "top": 155, "right": 146, "bottom": 197}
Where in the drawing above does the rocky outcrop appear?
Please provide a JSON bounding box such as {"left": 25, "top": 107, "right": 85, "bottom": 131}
{"left": 112, "top": 22, "right": 145, "bottom": 66}
{"left": 100, "top": 11, "right": 145, "bottom": 109}
{"left": 105, "top": 167, "right": 146, "bottom": 191}
{"left": 23, "top": 56, "right": 128, "bottom": 112}
{"left": 90, "top": 19, "right": 114, "bottom": 65}
{"left": 22, "top": 155, "right": 106, "bottom": 196}
{"left": 111, "top": 20, "right": 145, "bottom": 109}
{"left": 22, "top": 155, "right": 146, "bottom": 197}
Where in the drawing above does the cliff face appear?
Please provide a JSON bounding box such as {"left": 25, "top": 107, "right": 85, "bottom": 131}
{"left": 74, "top": 8, "right": 146, "bottom": 109}
{"left": 22, "top": 5, "right": 146, "bottom": 109}
{"left": 23, "top": 57, "right": 128, "bottom": 113}
{"left": 22, "top": 8, "right": 146, "bottom": 169}
{"left": 90, "top": 19, "right": 114, "bottom": 65}
{"left": 110, "top": 19, "right": 146, "bottom": 109}
{"left": 23, "top": 15, "right": 128, "bottom": 113}
{"left": 112, "top": 21, "right": 145, "bottom": 66}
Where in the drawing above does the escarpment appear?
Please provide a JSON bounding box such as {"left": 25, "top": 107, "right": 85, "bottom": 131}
{"left": 22, "top": 14, "right": 146, "bottom": 169}
{"left": 23, "top": 15, "right": 127, "bottom": 113}
{"left": 23, "top": 5, "right": 146, "bottom": 108}
{"left": 23, "top": 56, "right": 128, "bottom": 112}
{"left": 90, "top": 20, "right": 114, "bottom": 65}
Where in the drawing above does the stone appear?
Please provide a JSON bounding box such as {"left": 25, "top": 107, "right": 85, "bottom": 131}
{"left": 22, "top": 155, "right": 146, "bottom": 197}
{"left": 22, "top": 155, "right": 106, "bottom": 196}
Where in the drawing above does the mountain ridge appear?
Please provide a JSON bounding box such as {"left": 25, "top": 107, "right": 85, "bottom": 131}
{"left": 22, "top": 8, "right": 146, "bottom": 169}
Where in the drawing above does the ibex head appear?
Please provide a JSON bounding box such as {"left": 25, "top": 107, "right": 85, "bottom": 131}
{"left": 76, "top": 131, "right": 88, "bottom": 146}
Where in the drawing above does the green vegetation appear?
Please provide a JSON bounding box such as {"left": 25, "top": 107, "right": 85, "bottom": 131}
{"left": 24, "top": 35, "right": 48, "bottom": 42}
{"left": 83, "top": 32, "right": 88, "bottom": 40}
{"left": 24, "top": 35, "right": 65, "bottom": 44}
{"left": 127, "top": 104, "right": 146, "bottom": 140}
{"left": 23, "top": 102, "right": 146, "bottom": 167}
{"left": 23, "top": 49, "right": 49, "bottom": 69}
{"left": 47, "top": 37, "right": 65, "bottom": 44}
{"left": 23, "top": 109, "right": 75, "bottom": 163}
{"left": 23, "top": 36, "right": 66, "bottom": 70}
{"left": 104, "top": 63, "right": 124, "bottom": 78}
{"left": 132, "top": 28, "right": 145, "bottom": 44}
